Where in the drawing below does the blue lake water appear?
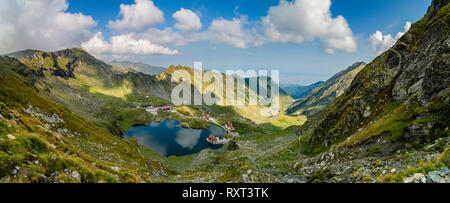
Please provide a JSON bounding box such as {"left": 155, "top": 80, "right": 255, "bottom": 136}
{"left": 123, "top": 120, "right": 226, "bottom": 157}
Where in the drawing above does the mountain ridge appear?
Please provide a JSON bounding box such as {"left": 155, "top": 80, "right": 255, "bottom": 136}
{"left": 283, "top": 81, "right": 325, "bottom": 99}
{"left": 287, "top": 62, "right": 366, "bottom": 117}
{"left": 294, "top": 0, "right": 449, "bottom": 183}
{"left": 108, "top": 61, "right": 166, "bottom": 76}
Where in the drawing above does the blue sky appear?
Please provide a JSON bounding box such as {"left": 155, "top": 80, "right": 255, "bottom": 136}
{"left": 0, "top": 0, "right": 432, "bottom": 85}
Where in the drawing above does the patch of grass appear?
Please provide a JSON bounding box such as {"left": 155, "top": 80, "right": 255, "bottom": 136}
{"left": 270, "top": 115, "right": 306, "bottom": 129}
{"left": 308, "top": 167, "right": 332, "bottom": 183}
{"left": 367, "top": 147, "right": 382, "bottom": 157}
{"left": 300, "top": 131, "right": 329, "bottom": 156}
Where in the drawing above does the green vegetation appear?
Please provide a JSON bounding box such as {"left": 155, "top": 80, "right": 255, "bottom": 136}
{"left": 0, "top": 58, "right": 167, "bottom": 182}
{"left": 1, "top": 1, "right": 448, "bottom": 183}
{"left": 300, "top": 131, "right": 329, "bottom": 156}
{"left": 308, "top": 168, "right": 332, "bottom": 183}
{"left": 270, "top": 115, "right": 307, "bottom": 129}
{"left": 337, "top": 94, "right": 449, "bottom": 150}
{"left": 367, "top": 147, "right": 382, "bottom": 157}
{"left": 378, "top": 157, "right": 447, "bottom": 183}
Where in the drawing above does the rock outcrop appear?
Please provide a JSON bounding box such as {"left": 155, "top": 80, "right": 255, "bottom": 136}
{"left": 294, "top": 0, "right": 449, "bottom": 183}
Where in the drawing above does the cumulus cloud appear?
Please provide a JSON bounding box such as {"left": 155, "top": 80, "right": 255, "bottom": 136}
{"left": 108, "top": 0, "right": 164, "bottom": 31}
{"left": 139, "top": 28, "right": 189, "bottom": 46}
{"left": 261, "top": 0, "right": 357, "bottom": 53}
{"left": 81, "top": 32, "right": 179, "bottom": 58}
{"left": 173, "top": 8, "right": 202, "bottom": 32}
{"left": 140, "top": 16, "right": 255, "bottom": 49}
{"left": 202, "top": 18, "right": 254, "bottom": 48}
{"left": 369, "top": 21, "right": 411, "bottom": 55}
{"left": 0, "top": 0, "right": 96, "bottom": 54}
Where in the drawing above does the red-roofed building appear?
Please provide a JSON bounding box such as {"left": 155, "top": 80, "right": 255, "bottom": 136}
{"left": 158, "top": 106, "right": 171, "bottom": 112}
{"left": 203, "top": 114, "right": 210, "bottom": 120}
{"left": 226, "top": 122, "right": 234, "bottom": 130}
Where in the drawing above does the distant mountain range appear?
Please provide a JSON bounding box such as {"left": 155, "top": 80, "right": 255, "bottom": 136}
{"left": 108, "top": 61, "right": 166, "bottom": 76}
{"left": 283, "top": 81, "right": 325, "bottom": 99}
{"left": 287, "top": 62, "right": 366, "bottom": 117}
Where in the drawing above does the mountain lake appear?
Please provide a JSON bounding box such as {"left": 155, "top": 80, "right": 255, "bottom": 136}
{"left": 123, "top": 120, "right": 226, "bottom": 157}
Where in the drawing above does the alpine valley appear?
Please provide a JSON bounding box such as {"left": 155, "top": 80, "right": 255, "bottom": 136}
{"left": 0, "top": 0, "right": 448, "bottom": 183}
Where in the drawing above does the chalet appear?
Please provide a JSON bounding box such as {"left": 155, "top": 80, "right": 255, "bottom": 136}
{"left": 225, "top": 122, "right": 234, "bottom": 131}
{"left": 206, "top": 134, "right": 221, "bottom": 145}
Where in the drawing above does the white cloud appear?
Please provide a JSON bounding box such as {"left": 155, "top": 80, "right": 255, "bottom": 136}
{"left": 0, "top": 0, "right": 96, "bottom": 54}
{"left": 173, "top": 8, "right": 202, "bottom": 32}
{"left": 396, "top": 21, "right": 412, "bottom": 39}
{"left": 81, "top": 32, "right": 110, "bottom": 56}
{"left": 139, "top": 28, "right": 188, "bottom": 46}
{"left": 108, "top": 0, "right": 164, "bottom": 31}
{"left": 202, "top": 18, "right": 253, "bottom": 48}
{"left": 81, "top": 32, "right": 179, "bottom": 58}
{"left": 139, "top": 16, "right": 255, "bottom": 49}
{"left": 369, "top": 21, "right": 411, "bottom": 55}
{"left": 261, "top": 0, "right": 357, "bottom": 53}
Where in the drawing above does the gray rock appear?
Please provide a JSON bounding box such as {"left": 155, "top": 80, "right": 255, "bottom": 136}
{"left": 363, "top": 106, "right": 372, "bottom": 118}
{"left": 111, "top": 166, "right": 120, "bottom": 172}
{"left": 1, "top": 176, "right": 10, "bottom": 182}
{"left": 38, "top": 174, "right": 48, "bottom": 182}
{"left": 160, "top": 171, "right": 168, "bottom": 178}
{"left": 439, "top": 167, "right": 449, "bottom": 176}
{"left": 426, "top": 171, "right": 442, "bottom": 183}
{"left": 403, "top": 173, "right": 426, "bottom": 183}
{"left": 70, "top": 171, "right": 81, "bottom": 182}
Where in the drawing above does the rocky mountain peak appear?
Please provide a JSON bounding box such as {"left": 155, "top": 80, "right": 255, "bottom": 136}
{"left": 300, "top": 0, "right": 449, "bottom": 154}
{"left": 428, "top": 0, "right": 450, "bottom": 15}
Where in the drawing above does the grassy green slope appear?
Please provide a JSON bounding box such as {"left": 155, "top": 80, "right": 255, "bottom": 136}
{"left": 14, "top": 48, "right": 169, "bottom": 135}
{"left": 0, "top": 56, "right": 167, "bottom": 183}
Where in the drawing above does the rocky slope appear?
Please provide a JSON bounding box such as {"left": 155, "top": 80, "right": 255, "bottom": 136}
{"left": 108, "top": 61, "right": 166, "bottom": 76}
{"left": 287, "top": 62, "right": 366, "bottom": 117}
{"left": 293, "top": 0, "right": 449, "bottom": 183}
